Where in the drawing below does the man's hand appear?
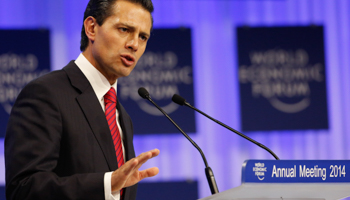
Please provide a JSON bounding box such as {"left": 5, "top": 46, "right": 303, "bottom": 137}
{"left": 111, "top": 149, "right": 160, "bottom": 192}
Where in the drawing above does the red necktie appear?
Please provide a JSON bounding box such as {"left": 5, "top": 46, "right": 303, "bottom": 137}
{"left": 104, "top": 88, "right": 125, "bottom": 196}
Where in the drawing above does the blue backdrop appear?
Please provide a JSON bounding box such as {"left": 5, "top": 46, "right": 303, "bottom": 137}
{"left": 0, "top": 0, "right": 350, "bottom": 199}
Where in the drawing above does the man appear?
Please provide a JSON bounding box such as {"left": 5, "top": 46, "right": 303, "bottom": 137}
{"left": 5, "top": 0, "right": 159, "bottom": 199}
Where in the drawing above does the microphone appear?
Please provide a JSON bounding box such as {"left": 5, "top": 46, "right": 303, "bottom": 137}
{"left": 172, "top": 94, "right": 280, "bottom": 160}
{"left": 138, "top": 87, "right": 219, "bottom": 194}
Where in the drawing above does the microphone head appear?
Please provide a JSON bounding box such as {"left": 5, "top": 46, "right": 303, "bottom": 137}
{"left": 172, "top": 94, "right": 186, "bottom": 105}
{"left": 138, "top": 87, "right": 150, "bottom": 99}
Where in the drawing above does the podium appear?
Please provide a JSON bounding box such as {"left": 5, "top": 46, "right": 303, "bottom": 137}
{"left": 199, "top": 160, "right": 350, "bottom": 200}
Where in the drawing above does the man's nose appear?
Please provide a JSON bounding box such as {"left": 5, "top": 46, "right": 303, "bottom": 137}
{"left": 126, "top": 34, "right": 139, "bottom": 51}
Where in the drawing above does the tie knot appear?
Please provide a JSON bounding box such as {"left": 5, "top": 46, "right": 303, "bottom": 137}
{"left": 104, "top": 87, "right": 117, "bottom": 104}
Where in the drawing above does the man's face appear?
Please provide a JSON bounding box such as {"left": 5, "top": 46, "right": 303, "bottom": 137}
{"left": 90, "top": 1, "right": 152, "bottom": 83}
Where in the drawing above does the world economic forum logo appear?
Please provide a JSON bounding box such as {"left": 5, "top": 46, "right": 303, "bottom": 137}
{"left": 118, "top": 51, "right": 193, "bottom": 116}
{"left": 253, "top": 162, "right": 267, "bottom": 181}
{"left": 239, "top": 49, "right": 324, "bottom": 113}
{"left": 0, "top": 53, "right": 48, "bottom": 114}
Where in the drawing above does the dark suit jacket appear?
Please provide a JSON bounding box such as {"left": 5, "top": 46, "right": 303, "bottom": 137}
{"left": 5, "top": 61, "right": 137, "bottom": 200}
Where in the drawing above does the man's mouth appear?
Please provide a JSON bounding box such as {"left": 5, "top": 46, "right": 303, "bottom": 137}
{"left": 123, "top": 55, "right": 134, "bottom": 61}
{"left": 120, "top": 54, "right": 135, "bottom": 66}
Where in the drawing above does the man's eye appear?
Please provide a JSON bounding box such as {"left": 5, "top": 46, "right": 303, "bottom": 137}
{"left": 119, "top": 28, "right": 128, "bottom": 32}
{"left": 140, "top": 35, "right": 148, "bottom": 41}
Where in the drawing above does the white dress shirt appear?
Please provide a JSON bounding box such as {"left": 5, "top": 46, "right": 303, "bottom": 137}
{"left": 75, "top": 53, "right": 125, "bottom": 200}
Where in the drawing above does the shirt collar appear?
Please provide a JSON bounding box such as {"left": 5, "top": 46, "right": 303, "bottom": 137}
{"left": 74, "top": 53, "right": 117, "bottom": 101}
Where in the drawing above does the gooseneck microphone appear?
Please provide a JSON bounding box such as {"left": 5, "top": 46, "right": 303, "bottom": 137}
{"left": 138, "top": 87, "right": 219, "bottom": 194}
{"left": 172, "top": 94, "right": 280, "bottom": 160}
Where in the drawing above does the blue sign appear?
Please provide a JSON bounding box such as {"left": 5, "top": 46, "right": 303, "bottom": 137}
{"left": 237, "top": 26, "right": 328, "bottom": 131}
{"left": 242, "top": 160, "right": 350, "bottom": 183}
{"left": 0, "top": 29, "right": 50, "bottom": 138}
{"left": 118, "top": 28, "right": 196, "bottom": 134}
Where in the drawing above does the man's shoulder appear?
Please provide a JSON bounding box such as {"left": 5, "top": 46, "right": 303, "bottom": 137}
{"left": 17, "top": 61, "right": 80, "bottom": 96}
{"left": 15, "top": 61, "right": 83, "bottom": 103}
{"left": 27, "top": 61, "right": 79, "bottom": 86}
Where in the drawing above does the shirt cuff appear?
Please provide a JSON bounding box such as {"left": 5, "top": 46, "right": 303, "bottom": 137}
{"left": 104, "top": 172, "right": 121, "bottom": 200}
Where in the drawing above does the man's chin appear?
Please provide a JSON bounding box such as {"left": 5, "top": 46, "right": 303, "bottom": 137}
{"left": 117, "top": 70, "right": 133, "bottom": 79}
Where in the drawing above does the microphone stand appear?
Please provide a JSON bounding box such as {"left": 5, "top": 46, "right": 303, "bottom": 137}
{"left": 139, "top": 88, "right": 219, "bottom": 194}
{"left": 173, "top": 94, "right": 280, "bottom": 160}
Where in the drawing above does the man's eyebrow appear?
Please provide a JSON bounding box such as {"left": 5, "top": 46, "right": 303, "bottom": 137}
{"left": 119, "top": 22, "right": 150, "bottom": 38}
{"left": 140, "top": 31, "right": 151, "bottom": 38}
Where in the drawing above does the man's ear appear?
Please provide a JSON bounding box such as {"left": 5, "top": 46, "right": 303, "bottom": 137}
{"left": 84, "top": 16, "right": 97, "bottom": 42}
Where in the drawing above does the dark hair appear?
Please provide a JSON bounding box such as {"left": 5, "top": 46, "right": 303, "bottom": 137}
{"left": 80, "top": 0, "right": 154, "bottom": 51}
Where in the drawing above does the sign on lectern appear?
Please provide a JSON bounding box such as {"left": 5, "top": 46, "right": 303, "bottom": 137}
{"left": 199, "top": 160, "right": 350, "bottom": 200}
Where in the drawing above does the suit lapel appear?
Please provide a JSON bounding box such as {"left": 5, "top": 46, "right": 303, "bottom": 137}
{"left": 63, "top": 61, "right": 118, "bottom": 171}
{"left": 117, "top": 102, "right": 135, "bottom": 161}
{"left": 117, "top": 101, "right": 136, "bottom": 200}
